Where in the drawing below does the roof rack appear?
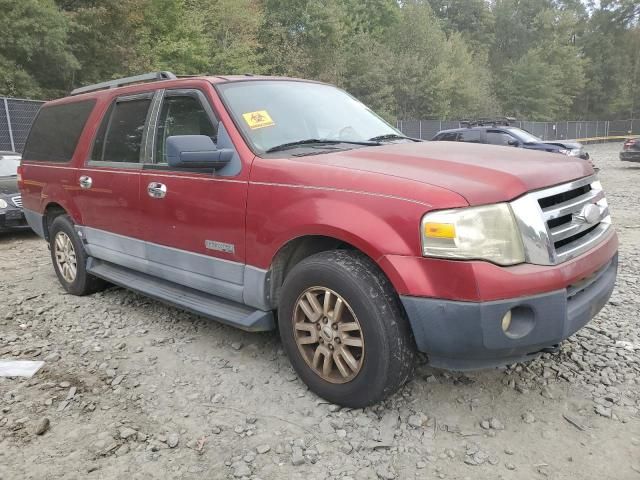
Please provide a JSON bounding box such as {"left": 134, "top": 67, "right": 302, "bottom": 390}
{"left": 70, "top": 71, "right": 177, "bottom": 96}
{"left": 460, "top": 117, "right": 516, "bottom": 128}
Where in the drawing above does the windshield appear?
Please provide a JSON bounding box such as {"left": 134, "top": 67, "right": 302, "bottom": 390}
{"left": 216, "top": 80, "right": 400, "bottom": 154}
{"left": 0, "top": 155, "right": 20, "bottom": 177}
{"left": 507, "top": 128, "right": 541, "bottom": 144}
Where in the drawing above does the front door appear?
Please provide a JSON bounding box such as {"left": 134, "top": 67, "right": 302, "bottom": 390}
{"left": 139, "top": 88, "right": 248, "bottom": 303}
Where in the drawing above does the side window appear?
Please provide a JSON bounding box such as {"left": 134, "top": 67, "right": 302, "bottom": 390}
{"left": 155, "top": 94, "right": 217, "bottom": 164}
{"left": 23, "top": 100, "right": 95, "bottom": 162}
{"left": 458, "top": 130, "right": 482, "bottom": 143}
{"left": 438, "top": 132, "right": 459, "bottom": 141}
{"left": 91, "top": 97, "right": 152, "bottom": 163}
{"left": 486, "top": 130, "right": 516, "bottom": 146}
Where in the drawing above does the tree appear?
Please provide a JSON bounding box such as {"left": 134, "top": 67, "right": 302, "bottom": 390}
{"left": 0, "top": 0, "right": 78, "bottom": 98}
{"left": 389, "top": 1, "right": 496, "bottom": 119}
{"left": 0, "top": 0, "right": 636, "bottom": 121}
{"left": 56, "top": 0, "right": 147, "bottom": 88}
{"left": 427, "top": 0, "right": 495, "bottom": 57}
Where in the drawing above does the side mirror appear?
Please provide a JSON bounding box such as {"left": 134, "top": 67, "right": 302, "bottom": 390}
{"left": 166, "top": 135, "right": 234, "bottom": 169}
{"left": 507, "top": 139, "right": 520, "bottom": 147}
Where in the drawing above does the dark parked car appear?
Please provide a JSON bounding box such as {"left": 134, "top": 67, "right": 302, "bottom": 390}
{"left": 620, "top": 138, "right": 640, "bottom": 162}
{"left": 0, "top": 151, "right": 28, "bottom": 231}
{"left": 432, "top": 121, "right": 590, "bottom": 161}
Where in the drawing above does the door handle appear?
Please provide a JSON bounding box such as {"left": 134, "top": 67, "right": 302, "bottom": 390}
{"left": 147, "top": 182, "right": 167, "bottom": 199}
{"left": 79, "top": 176, "right": 92, "bottom": 189}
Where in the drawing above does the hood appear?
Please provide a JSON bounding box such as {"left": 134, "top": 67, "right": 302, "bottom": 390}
{"left": 300, "top": 141, "right": 593, "bottom": 205}
{"left": 0, "top": 176, "right": 19, "bottom": 196}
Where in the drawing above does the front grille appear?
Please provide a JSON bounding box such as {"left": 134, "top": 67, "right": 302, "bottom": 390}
{"left": 510, "top": 175, "right": 612, "bottom": 265}
{"left": 11, "top": 195, "right": 22, "bottom": 208}
{"left": 537, "top": 177, "right": 610, "bottom": 262}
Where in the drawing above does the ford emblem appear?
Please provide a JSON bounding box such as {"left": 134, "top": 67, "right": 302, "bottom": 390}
{"left": 575, "top": 204, "right": 601, "bottom": 225}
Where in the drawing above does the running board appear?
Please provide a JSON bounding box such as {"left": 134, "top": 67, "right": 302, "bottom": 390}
{"left": 87, "top": 258, "right": 275, "bottom": 331}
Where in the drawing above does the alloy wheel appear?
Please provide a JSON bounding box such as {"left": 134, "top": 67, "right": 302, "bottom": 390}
{"left": 54, "top": 231, "right": 77, "bottom": 283}
{"left": 293, "top": 287, "right": 365, "bottom": 384}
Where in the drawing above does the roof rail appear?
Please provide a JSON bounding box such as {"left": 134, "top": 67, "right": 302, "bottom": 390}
{"left": 70, "top": 71, "right": 177, "bottom": 96}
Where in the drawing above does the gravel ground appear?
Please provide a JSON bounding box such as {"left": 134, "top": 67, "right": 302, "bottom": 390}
{"left": 1, "top": 143, "right": 639, "bottom": 480}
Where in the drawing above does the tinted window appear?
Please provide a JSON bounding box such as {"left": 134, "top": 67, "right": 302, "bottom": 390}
{"left": 486, "top": 130, "right": 517, "bottom": 146}
{"left": 91, "top": 103, "right": 113, "bottom": 162}
{"left": 436, "top": 132, "right": 459, "bottom": 141}
{"left": 459, "top": 130, "right": 482, "bottom": 143}
{"left": 92, "top": 98, "right": 151, "bottom": 163}
{"left": 23, "top": 100, "right": 95, "bottom": 162}
{"left": 155, "top": 95, "right": 217, "bottom": 164}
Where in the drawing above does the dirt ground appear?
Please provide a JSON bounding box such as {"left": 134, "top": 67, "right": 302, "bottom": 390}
{"left": 1, "top": 143, "right": 639, "bottom": 480}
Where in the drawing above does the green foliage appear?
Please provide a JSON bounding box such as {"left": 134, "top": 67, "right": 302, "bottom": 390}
{"left": 0, "top": 0, "right": 637, "bottom": 119}
{"left": 0, "top": 0, "right": 78, "bottom": 97}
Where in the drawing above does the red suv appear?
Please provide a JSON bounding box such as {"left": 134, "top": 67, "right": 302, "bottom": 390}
{"left": 19, "top": 72, "right": 618, "bottom": 407}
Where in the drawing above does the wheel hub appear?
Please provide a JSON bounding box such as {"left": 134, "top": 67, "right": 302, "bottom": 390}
{"left": 321, "top": 325, "right": 333, "bottom": 341}
{"left": 292, "top": 287, "right": 365, "bottom": 384}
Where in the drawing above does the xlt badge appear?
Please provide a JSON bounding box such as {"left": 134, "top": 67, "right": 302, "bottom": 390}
{"left": 205, "top": 240, "right": 235, "bottom": 254}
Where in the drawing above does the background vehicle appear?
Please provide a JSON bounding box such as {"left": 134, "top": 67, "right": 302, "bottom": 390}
{"left": 620, "top": 137, "right": 640, "bottom": 162}
{"left": 0, "top": 151, "right": 28, "bottom": 232}
{"left": 432, "top": 120, "right": 590, "bottom": 160}
{"left": 19, "top": 72, "right": 617, "bottom": 407}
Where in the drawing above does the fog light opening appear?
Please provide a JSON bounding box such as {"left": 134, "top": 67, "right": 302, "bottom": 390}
{"left": 501, "top": 306, "right": 535, "bottom": 339}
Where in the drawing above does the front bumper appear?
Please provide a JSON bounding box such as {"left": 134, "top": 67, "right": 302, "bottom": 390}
{"left": 620, "top": 151, "right": 640, "bottom": 162}
{"left": 401, "top": 253, "right": 617, "bottom": 370}
{"left": 0, "top": 208, "right": 28, "bottom": 231}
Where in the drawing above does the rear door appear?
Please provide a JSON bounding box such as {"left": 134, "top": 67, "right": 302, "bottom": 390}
{"left": 72, "top": 92, "right": 154, "bottom": 264}
{"left": 138, "top": 88, "right": 248, "bottom": 302}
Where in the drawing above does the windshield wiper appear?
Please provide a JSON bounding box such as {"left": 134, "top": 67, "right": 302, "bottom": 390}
{"left": 368, "top": 133, "right": 420, "bottom": 142}
{"left": 266, "top": 138, "right": 379, "bottom": 153}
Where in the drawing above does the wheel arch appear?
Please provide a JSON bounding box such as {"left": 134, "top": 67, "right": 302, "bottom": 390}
{"left": 42, "top": 202, "right": 69, "bottom": 240}
{"left": 267, "top": 233, "right": 401, "bottom": 310}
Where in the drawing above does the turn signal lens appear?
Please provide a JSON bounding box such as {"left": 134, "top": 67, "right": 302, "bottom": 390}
{"left": 424, "top": 222, "right": 456, "bottom": 239}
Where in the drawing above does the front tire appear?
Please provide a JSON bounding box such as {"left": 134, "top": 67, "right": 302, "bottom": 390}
{"left": 278, "top": 250, "right": 416, "bottom": 407}
{"left": 49, "top": 215, "right": 106, "bottom": 295}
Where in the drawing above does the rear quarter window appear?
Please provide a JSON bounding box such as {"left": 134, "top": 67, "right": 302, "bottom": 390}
{"left": 22, "top": 100, "right": 96, "bottom": 162}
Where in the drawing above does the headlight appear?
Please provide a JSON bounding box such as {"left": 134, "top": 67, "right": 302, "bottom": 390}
{"left": 421, "top": 203, "right": 525, "bottom": 265}
{"left": 558, "top": 148, "right": 581, "bottom": 156}
{"left": 0, "top": 199, "right": 7, "bottom": 209}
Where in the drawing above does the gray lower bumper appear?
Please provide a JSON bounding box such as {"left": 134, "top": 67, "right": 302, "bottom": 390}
{"left": 401, "top": 254, "right": 618, "bottom": 370}
{"left": 23, "top": 208, "right": 46, "bottom": 238}
{"left": 620, "top": 151, "right": 640, "bottom": 162}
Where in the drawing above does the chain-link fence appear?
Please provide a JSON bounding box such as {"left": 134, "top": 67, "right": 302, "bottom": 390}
{"left": 397, "top": 119, "right": 640, "bottom": 141}
{"left": 0, "top": 97, "right": 44, "bottom": 153}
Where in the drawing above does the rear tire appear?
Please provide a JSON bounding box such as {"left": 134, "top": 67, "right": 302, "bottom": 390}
{"left": 278, "top": 250, "right": 416, "bottom": 407}
{"left": 49, "top": 215, "right": 106, "bottom": 296}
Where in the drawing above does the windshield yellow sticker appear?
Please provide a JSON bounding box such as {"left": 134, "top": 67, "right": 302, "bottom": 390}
{"left": 242, "top": 110, "right": 275, "bottom": 129}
